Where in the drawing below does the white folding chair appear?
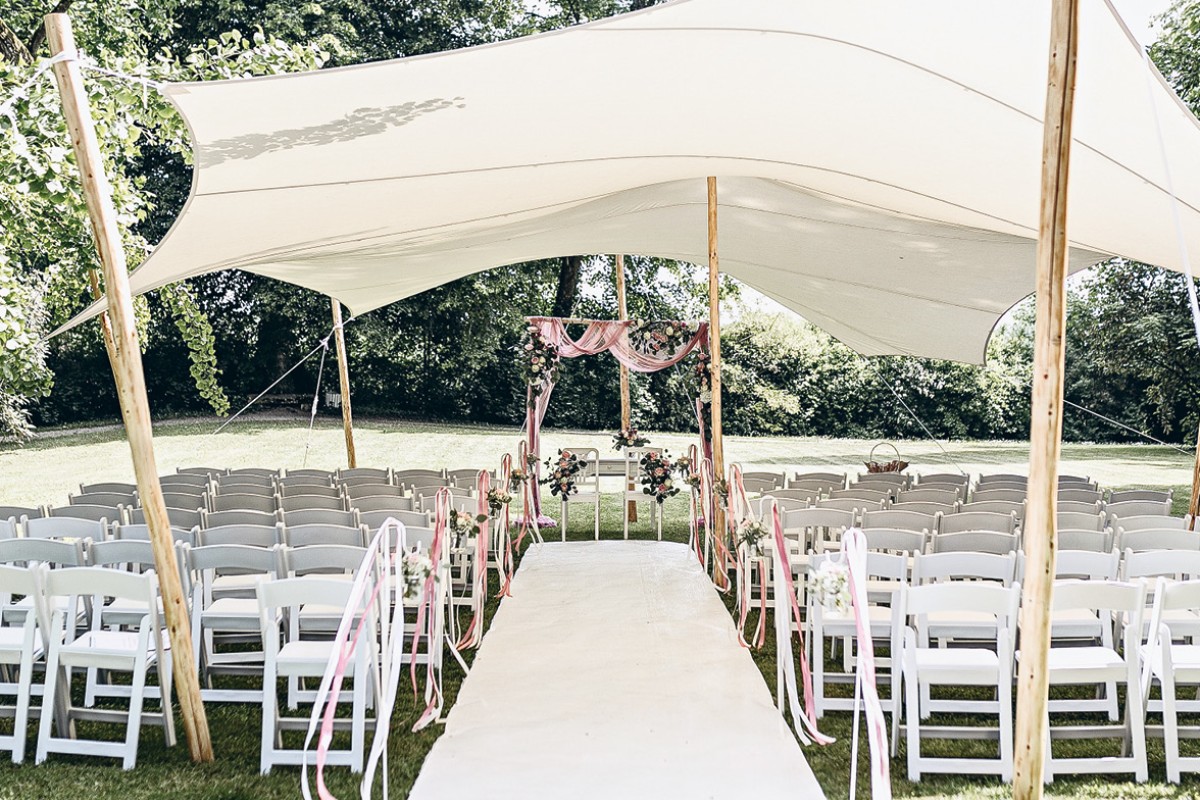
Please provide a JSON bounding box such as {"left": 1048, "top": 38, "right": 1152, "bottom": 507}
{"left": 1142, "top": 578, "right": 1200, "bottom": 782}
{"left": 899, "top": 580, "right": 1020, "bottom": 780}
{"left": 1118, "top": 529, "right": 1200, "bottom": 553}
{"left": 929, "top": 530, "right": 1018, "bottom": 555}
{"left": 187, "top": 544, "right": 280, "bottom": 702}
{"left": 257, "top": 577, "right": 376, "bottom": 774}
{"left": 808, "top": 550, "right": 906, "bottom": 720}
{"left": 36, "top": 567, "right": 175, "bottom": 770}
{"left": 559, "top": 447, "right": 600, "bottom": 541}
{"left": 623, "top": 447, "right": 662, "bottom": 541}
{"left": 1032, "top": 579, "right": 1149, "bottom": 783}
{"left": 0, "top": 564, "right": 49, "bottom": 762}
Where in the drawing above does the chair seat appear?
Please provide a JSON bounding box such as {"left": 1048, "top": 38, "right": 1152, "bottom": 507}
{"left": 213, "top": 574, "right": 266, "bottom": 596}
{"left": 0, "top": 627, "right": 41, "bottom": 663}
{"left": 911, "top": 647, "right": 1000, "bottom": 682}
{"left": 58, "top": 630, "right": 163, "bottom": 667}
{"left": 276, "top": 640, "right": 350, "bottom": 677}
{"left": 1042, "top": 646, "right": 1126, "bottom": 679}
{"left": 202, "top": 597, "right": 261, "bottom": 629}
{"left": 1145, "top": 644, "right": 1200, "bottom": 677}
{"left": 1050, "top": 607, "right": 1104, "bottom": 639}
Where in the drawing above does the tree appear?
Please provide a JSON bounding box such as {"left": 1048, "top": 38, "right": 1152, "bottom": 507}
{"left": 0, "top": 2, "right": 329, "bottom": 437}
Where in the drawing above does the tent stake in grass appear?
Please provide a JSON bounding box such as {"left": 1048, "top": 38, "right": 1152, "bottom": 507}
{"left": 1013, "top": 0, "right": 1079, "bottom": 795}
{"left": 707, "top": 176, "right": 726, "bottom": 570}
{"left": 331, "top": 298, "right": 357, "bottom": 469}
{"left": 44, "top": 12, "right": 214, "bottom": 762}
{"left": 616, "top": 254, "right": 637, "bottom": 523}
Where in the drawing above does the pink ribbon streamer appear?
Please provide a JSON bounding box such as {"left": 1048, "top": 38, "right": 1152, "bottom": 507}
{"left": 410, "top": 490, "right": 448, "bottom": 731}
{"left": 729, "top": 464, "right": 766, "bottom": 649}
{"left": 455, "top": 471, "right": 491, "bottom": 650}
{"left": 767, "top": 499, "right": 833, "bottom": 747}
{"left": 497, "top": 453, "right": 515, "bottom": 598}
{"left": 704, "top": 458, "right": 731, "bottom": 592}
{"left": 841, "top": 528, "right": 892, "bottom": 799}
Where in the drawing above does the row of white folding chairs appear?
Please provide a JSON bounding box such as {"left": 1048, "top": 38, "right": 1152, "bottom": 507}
{"left": 800, "top": 557, "right": 1170, "bottom": 783}
{"left": 0, "top": 549, "right": 414, "bottom": 773}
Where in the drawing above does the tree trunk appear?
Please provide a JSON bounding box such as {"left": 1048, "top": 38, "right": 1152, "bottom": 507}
{"left": 552, "top": 255, "right": 583, "bottom": 318}
{"left": 0, "top": 17, "right": 31, "bottom": 63}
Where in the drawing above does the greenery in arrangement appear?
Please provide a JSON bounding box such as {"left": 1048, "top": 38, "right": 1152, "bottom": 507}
{"left": 611, "top": 426, "right": 649, "bottom": 450}
{"left": 541, "top": 448, "right": 585, "bottom": 498}
{"left": 736, "top": 516, "right": 767, "bottom": 556}
{"left": 627, "top": 319, "right": 693, "bottom": 356}
{"left": 519, "top": 324, "right": 559, "bottom": 406}
{"left": 448, "top": 506, "right": 488, "bottom": 548}
{"left": 638, "top": 449, "right": 681, "bottom": 503}
{"left": 485, "top": 485, "right": 512, "bottom": 515}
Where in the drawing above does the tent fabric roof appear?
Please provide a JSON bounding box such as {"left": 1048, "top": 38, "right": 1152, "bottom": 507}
{"left": 58, "top": 0, "right": 1200, "bottom": 363}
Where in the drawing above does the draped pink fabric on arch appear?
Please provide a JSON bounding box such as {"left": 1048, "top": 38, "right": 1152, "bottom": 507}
{"left": 522, "top": 317, "right": 712, "bottom": 523}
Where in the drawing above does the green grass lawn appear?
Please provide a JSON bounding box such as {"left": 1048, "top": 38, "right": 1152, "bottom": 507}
{"left": 0, "top": 417, "right": 1195, "bottom": 799}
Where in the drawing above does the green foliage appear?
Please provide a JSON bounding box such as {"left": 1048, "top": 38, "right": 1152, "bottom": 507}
{"left": 157, "top": 282, "right": 230, "bottom": 416}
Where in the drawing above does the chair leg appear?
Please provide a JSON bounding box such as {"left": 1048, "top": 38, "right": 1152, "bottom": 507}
{"left": 623, "top": 499, "right": 629, "bottom": 540}
{"left": 158, "top": 648, "right": 176, "bottom": 748}
{"left": 1128, "top": 667, "right": 1148, "bottom": 783}
{"left": 350, "top": 657, "right": 368, "bottom": 773}
{"left": 656, "top": 503, "right": 662, "bottom": 541}
{"left": 35, "top": 641, "right": 63, "bottom": 765}
{"left": 260, "top": 674, "right": 277, "bottom": 775}
{"left": 560, "top": 502, "right": 567, "bottom": 543}
{"left": 11, "top": 648, "right": 33, "bottom": 763}
{"left": 905, "top": 671, "right": 921, "bottom": 781}
{"left": 1105, "top": 677, "right": 1120, "bottom": 722}
{"left": 123, "top": 650, "right": 149, "bottom": 770}
{"left": 593, "top": 497, "right": 599, "bottom": 541}
{"left": 999, "top": 673, "right": 1014, "bottom": 782}
{"left": 1163, "top": 674, "right": 1181, "bottom": 783}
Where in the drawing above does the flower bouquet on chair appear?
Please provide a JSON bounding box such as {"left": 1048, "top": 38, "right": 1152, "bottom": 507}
{"left": 542, "top": 449, "right": 586, "bottom": 498}
{"left": 639, "top": 450, "right": 681, "bottom": 504}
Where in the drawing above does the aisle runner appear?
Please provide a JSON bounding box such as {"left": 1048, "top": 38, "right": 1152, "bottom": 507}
{"left": 409, "top": 541, "right": 825, "bottom": 800}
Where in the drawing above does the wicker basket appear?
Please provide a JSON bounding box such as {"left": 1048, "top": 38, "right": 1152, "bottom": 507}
{"left": 864, "top": 441, "right": 909, "bottom": 474}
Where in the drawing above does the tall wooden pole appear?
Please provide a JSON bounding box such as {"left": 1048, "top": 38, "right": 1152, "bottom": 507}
{"left": 1013, "top": 1, "right": 1079, "bottom": 795}
{"left": 45, "top": 14, "right": 213, "bottom": 762}
{"left": 330, "top": 299, "right": 357, "bottom": 469}
{"left": 1188, "top": 418, "right": 1200, "bottom": 531}
{"left": 707, "top": 177, "right": 726, "bottom": 572}
{"left": 616, "top": 254, "right": 637, "bottom": 522}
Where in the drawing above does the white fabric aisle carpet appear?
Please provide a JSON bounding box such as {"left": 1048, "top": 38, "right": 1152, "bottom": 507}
{"left": 409, "top": 540, "right": 826, "bottom": 799}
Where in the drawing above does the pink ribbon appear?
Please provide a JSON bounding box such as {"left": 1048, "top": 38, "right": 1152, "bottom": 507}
{"left": 767, "top": 500, "right": 833, "bottom": 747}
{"left": 455, "top": 471, "right": 491, "bottom": 650}
{"left": 410, "top": 490, "right": 448, "bottom": 731}
{"left": 729, "top": 464, "right": 766, "bottom": 649}
{"left": 497, "top": 453, "right": 515, "bottom": 598}
{"left": 841, "top": 528, "right": 891, "bottom": 798}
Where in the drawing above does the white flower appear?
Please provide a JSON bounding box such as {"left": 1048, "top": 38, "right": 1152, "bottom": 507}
{"left": 810, "top": 561, "right": 852, "bottom": 613}
{"left": 399, "top": 551, "right": 434, "bottom": 603}
{"left": 699, "top": 390, "right": 712, "bottom": 404}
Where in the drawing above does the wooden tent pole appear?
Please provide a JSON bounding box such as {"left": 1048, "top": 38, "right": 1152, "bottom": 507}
{"left": 330, "top": 299, "right": 357, "bottom": 469}
{"left": 707, "top": 177, "right": 726, "bottom": 571}
{"left": 1013, "top": 0, "right": 1079, "bottom": 795}
{"left": 1189, "top": 418, "right": 1200, "bottom": 531}
{"left": 45, "top": 13, "right": 213, "bottom": 761}
{"left": 616, "top": 254, "right": 638, "bottom": 523}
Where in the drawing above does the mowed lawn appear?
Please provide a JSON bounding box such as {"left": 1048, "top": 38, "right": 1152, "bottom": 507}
{"left": 0, "top": 417, "right": 1195, "bottom": 800}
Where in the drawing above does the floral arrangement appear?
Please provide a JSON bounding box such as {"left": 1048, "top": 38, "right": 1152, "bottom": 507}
{"left": 612, "top": 427, "right": 650, "bottom": 451}
{"left": 520, "top": 324, "right": 560, "bottom": 407}
{"left": 398, "top": 550, "right": 434, "bottom": 603}
{"left": 508, "top": 468, "right": 528, "bottom": 493}
{"left": 685, "top": 470, "right": 703, "bottom": 491}
{"left": 737, "top": 518, "right": 768, "bottom": 556}
{"left": 713, "top": 476, "right": 730, "bottom": 510}
{"left": 628, "top": 319, "right": 693, "bottom": 357}
{"left": 639, "top": 449, "right": 681, "bottom": 504}
{"left": 810, "top": 560, "right": 852, "bottom": 613}
{"left": 449, "top": 507, "right": 487, "bottom": 548}
{"left": 542, "top": 449, "right": 587, "bottom": 498}
{"left": 486, "top": 487, "right": 513, "bottom": 515}
{"left": 525, "top": 452, "right": 539, "bottom": 468}
{"left": 695, "top": 350, "right": 712, "bottom": 404}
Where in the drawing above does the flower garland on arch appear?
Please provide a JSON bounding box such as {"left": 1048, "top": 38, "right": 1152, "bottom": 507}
{"left": 521, "top": 316, "right": 711, "bottom": 526}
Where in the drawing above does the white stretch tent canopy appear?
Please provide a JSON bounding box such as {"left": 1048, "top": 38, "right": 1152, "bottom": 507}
{"left": 57, "top": 0, "right": 1200, "bottom": 363}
